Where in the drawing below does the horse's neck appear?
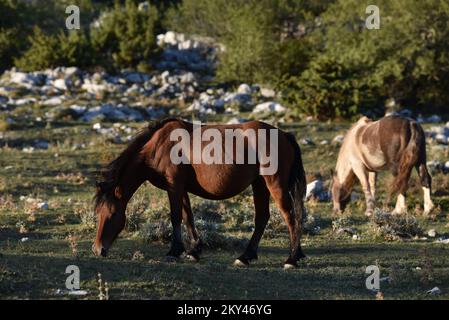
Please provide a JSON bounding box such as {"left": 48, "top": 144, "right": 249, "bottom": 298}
{"left": 119, "top": 161, "right": 147, "bottom": 203}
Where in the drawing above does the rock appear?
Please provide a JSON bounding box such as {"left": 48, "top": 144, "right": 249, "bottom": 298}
{"left": 332, "top": 134, "right": 345, "bottom": 145}
{"left": 224, "top": 92, "right": 251, "bottom": 108}
{"left": 444, "top": 161, "right": 449, "bottom": 172}
{"left": 427, "top": 287, "right": 441, "bottom": 295}
{"left": 22, "top": 147, "right": 35, "bottom": 153}
{"left": 34, "top": 140, "right": 49, "bottom": 150}
{"left": 8, "top": 70, "right": 44, "bottom": 88}
{"left": 37, "top": 202, "right": 49, "bottom": 210}
{"left": 12, "top": 97, "right": 37, "bottom": 106}
{"left": 124, "top": 72, "right": 146, "bottom": 84}
{"left": 93, "top": 123, "right": 102, "bottom": 130}
{"left": 51, "top": 78, "right": 68, "bottom": 91}
{"left": 300, "top": 138, "right": 314, "bottom": 146}
{"left": 179, "top": 72, "right": 195, "bottom": 84}
{"left": 226, "top": 117, "right": 247, "bottom": 125}
{"left": 69, "top": 105, "right": 87, "bottom": 116}
{"left": 21, "top": 237, "right": 29, "bottom": 242}
{"left": 352, "top": 234, "right": 361, "bottom": 240}
{"left": 252, "top": 102, "right": 286, "bottom": 114}
{"left": 81, "top": 80, "right": 107, "bottom": 95}
{"left": 80, "top": 104, "right": 144, "bottom": 122}
{"left": 427, "top": 160, "right": 443, "bottom": 174}
{"left": 146, "top": 106, "right": 166, "bottom": 119}
{"left": 237, "top": 84, "right": 251, "bottom": 95}
{"left": 41, "top": 96, "right": 63, "bottom": 106}
{"left": 306, "top": 180, "right": 327, "bottom": 201}
{"left": 260, "top": 87, "right": 276, "bottom": 98}
{"left": 427, "top": 229, "right": 437, "bottom": 238}
{"left": 0, "top": 95, "right": 9, "bottom": 104}
{"left": 138, "top": 1, "right": 150, "bottom": 11}
{"left": 336, "top": 227, "right": 356, "bottom": 235}
{"left": 426, "top": 115, "right": 442, "bottom": 123}
{"left": 435, "top": 133, "right": 449, "bottom": 145}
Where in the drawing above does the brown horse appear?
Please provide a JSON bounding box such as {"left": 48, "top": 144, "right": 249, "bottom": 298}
{"left": 92, "top": 118, "right": 307, "bottom": 268}
{"left": 331, "top": 115, "right": 435, "bottom": 216}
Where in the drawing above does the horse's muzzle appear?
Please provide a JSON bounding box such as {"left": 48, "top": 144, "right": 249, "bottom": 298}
{"left": 92, "top": 244, "right": 108, "bottom": 257}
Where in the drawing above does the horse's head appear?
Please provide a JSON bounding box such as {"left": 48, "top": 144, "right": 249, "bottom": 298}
{"left": 330, "top": 170, "right": 352, "bottom": 215}
{"left": 92, "top": 182, "right": 126, "bottom": 257}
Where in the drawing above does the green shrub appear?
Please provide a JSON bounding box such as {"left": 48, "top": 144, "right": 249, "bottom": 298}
{"left": 280, "top": 0, "right": 449, "bottom": 119}
{"left": 15, "top": 27, "right": 63, "bottom": 71}
{"left": 91, "top": 0, "right": 160, "bottom": 71}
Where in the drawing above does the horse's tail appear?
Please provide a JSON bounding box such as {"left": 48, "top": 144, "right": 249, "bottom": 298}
{"left": 390, "top": 121, "right": 423, "bottom": 195}
{"left": 285, "top": 132, "right": 307, "bottom": 230}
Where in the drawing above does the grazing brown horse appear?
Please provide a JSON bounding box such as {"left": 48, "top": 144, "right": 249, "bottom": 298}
{"left": 331, "top": 115, "right": 435, "bottom": 216}
{"left": 92, "top": 118, "right": 307, "bottom": 268}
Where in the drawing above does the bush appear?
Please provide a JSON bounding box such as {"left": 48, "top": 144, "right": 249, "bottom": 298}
{"left": 369, "top": 209, "right": 422, "bottom": 241}
{"left": 168, "top": 0, "right": 323, "bottom": 85}
{"left": 91, "top": 0, "right": 160, "bottom": 71}
{"left": 281, "top": 0, "right": 449, "bottom": 119}
{"left": 15, "top": 27, "right": 63, "bottom": 71}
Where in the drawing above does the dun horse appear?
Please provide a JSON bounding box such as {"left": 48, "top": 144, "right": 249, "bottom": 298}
{"left": 92, "top": 118, "right": 307, "bottom": 269}
{"left": 331, "top": 115, "right": 435, "bottom": 216}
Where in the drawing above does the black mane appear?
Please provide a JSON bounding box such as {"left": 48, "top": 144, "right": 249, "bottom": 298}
{"left": 94, "top": 118, "right": 177, "bottom": 208}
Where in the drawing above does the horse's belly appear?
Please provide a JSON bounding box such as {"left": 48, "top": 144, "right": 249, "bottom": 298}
{"left": 187, "top": 164, "right": 258, "bottom": 199}
{"left": 360, "top": 144, "right": 386, "bottom": 170}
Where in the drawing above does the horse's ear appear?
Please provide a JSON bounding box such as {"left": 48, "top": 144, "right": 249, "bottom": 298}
{"left": 114, "top": 186, "right": 122, "bottom": 199}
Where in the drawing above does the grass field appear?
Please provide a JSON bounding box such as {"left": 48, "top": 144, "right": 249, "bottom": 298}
{"left": 1, "top": 117, "right": 449, "bottom": 300}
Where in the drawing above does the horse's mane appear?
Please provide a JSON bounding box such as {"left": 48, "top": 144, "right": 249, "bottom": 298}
{"left": 94, "top": 118, "right": 177, "bottom": 208}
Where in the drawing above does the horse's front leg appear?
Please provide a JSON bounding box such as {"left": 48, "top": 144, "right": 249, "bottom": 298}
{"left": 182, "top": 192, "right": 203, "bottom": 262}
{"left": 353, "top": 164, "right": 375, "bottom": 216}
{"left": 369, "top": 172, "right": 377, "bottom": 199}
{"left": 166, "top": 189, "right": 186, "bottom": 260}
{"left": 234, "top": 178, "right": 270, "bottom": 267}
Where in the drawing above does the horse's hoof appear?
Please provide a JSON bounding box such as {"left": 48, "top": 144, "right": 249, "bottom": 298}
{"left": 423, "top": 205, "right": 436, "bottom": 216}
{"left": 283, "top": 263, "right": 297, "bottom": 270}
{"left": 233, "top": 259, "right": 249, "bottom": 267}
{"left": 165, "top": 255, "right": 180, "bottom": 263}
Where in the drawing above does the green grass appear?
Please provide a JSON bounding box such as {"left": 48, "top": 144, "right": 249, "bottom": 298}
{"left": 1, "top": 117, "right": 449, "bottom": 300}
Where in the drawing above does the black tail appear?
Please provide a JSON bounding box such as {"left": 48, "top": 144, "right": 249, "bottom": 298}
{"left": 285, "top": 132, "right": 307, "bottom": 231}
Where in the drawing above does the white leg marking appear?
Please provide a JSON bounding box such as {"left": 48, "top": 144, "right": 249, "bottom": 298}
{"left": 393, "top": 194, "right": 406, "bottom": 215}
{"left": 423, "top": 187, "right": 435, "bottom": 215}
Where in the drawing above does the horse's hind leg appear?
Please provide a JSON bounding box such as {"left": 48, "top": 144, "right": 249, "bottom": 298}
{"left": 166, "top": 189, "right": 186, "bottom": 260}
{"left": 267, "top": 182, "right": 305, "bottom": 269}
{"left": 234, "top": 178, "right": 270, "bottom": 267}
{"left": 417, "top": 164, "right": 435, "bottom": 216}
{"left": 182, "top": 192, "right": 203, "bottom": 261}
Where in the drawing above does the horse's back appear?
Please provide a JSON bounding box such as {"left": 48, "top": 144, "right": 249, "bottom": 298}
{"left": 353, "top": 115, "right": 425, "bottom": 171}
